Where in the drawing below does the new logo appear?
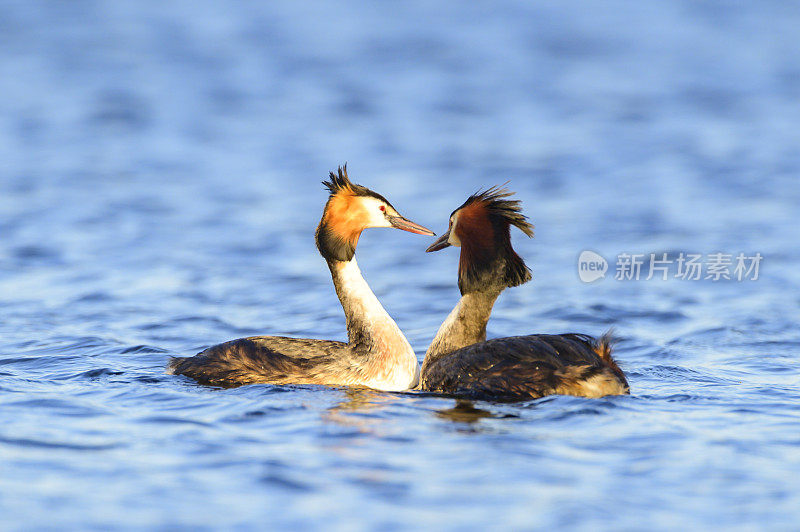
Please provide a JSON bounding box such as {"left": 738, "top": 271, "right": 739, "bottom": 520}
{"left": 578, "top": 251, "right": 608, "bottom": 283}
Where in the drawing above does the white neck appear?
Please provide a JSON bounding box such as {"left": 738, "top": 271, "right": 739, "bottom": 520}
{"left": 422, "top": 289, "right": 502, "bottom": 375}
{"left": 329, "top": 258, "right": 420, "bottom": 391}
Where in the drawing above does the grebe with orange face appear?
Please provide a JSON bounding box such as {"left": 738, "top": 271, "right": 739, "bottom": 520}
{"left": 419, "top": 187, "right": 629, "bottom": 400}
{"left": 168, "top": 165, "right": 434, "bottom": 391}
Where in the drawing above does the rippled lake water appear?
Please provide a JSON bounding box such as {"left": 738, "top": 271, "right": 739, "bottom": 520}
{"left": 2, "top": 1, "right": 800, "bottom": 529}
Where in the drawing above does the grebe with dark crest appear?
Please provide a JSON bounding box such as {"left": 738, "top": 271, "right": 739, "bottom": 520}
{"left": 169, "top": 165, "right": 434, "bottom": 391}
{"left": 419, "top": 186, "right": 629, "bottom": 400}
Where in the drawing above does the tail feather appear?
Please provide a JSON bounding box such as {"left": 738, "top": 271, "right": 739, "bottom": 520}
{"left": 592, "top": 330, "right": 629, "bottom": 391}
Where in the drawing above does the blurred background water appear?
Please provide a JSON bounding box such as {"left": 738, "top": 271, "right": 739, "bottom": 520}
{"left": 1, "top": 0, "right": 800, "bottom": 529}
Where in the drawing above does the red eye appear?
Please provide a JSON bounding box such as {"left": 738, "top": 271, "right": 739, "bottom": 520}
{"left": 379, "top": 205, "right": 385, "bottom": 212}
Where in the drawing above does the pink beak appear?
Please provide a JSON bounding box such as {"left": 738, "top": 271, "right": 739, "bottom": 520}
{"left": 388, "top": 215, "right": 436, "bottom": 236}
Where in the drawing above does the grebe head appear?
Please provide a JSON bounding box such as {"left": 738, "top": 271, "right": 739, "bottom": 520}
{"left": 426, "top": 185, "right": 533, "bottom": 294}
{"left": 316, "top": 164, "right": 435, "bottom": 262}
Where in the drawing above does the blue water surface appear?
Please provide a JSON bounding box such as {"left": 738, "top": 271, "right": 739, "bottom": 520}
{"left": 1, "top": 1, "right": 800, "bottom": 530}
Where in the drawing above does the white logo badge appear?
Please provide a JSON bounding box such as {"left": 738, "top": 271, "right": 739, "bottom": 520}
{"left": 578, "top": 251, "right": 608, "bottom": 283}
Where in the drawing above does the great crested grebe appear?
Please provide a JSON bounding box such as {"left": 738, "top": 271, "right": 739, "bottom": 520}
{"left": 418, "top": 186, "right": 629, "bottom": 400}
{"left": 168, "top": 165, "right": 434, "bottom": 391}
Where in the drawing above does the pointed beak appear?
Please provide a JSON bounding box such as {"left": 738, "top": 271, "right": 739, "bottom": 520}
{"left": 425, "top": 230, "right": 451, "bottom": 252}
{"left": 388, "top": 215, "right": 436, "bottom": 236}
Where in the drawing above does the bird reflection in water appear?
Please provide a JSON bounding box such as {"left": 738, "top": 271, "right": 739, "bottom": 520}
{"left": 322, "top": 387, "right": 400, "bottom": 428}
{"left": 323, "top": 389, "right": 517, "bottom": 431}
{"left": 435, "top": 400, "right": 496, "bottom": 424}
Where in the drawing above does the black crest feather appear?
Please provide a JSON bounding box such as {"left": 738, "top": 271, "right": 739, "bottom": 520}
{"left": 322, "top": 164, "right": 354, "bottom": 195}
{"left": 321, "top": 163, "right": 394, "bottom": 205}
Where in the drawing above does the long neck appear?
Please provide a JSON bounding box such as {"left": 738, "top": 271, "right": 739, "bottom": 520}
{"left": 328, "top": 258, "right": 419, "bottom": 390}
{"left": 328, "top": 256, "right": 415, "bottom": 349}
{"left": 422, "top": 287, "right": 503, "bottom": 373}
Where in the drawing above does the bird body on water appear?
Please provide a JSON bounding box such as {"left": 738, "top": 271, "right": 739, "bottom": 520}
{"left": 419, "top": 187, "right": 629, "bottom": 401}
{"left": 169, "top": 165, "right": 434, "bottom": 391}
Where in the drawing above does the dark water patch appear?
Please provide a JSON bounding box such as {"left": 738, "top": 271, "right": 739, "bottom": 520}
{"left": 546, "top": 407, "right": 606, "bottom": 421}
{"left": 673, "top": 326, "right": 737, "bottom": 344}
{"left": 138, "top": 322, "right": 173, "bottom": 331}
{"left": 0, "top": 355, "right": 87, "bottom": 368}
{"left": 636, "top": 393, "right": 724, "bottom": 404}
{"left": 136, "top": 416, "right": 214, "bottom": 428}
{"left": 11, "top": 245, "right": 64, "bottom": 265}
{"left": 260, "top": 473, "right": 314, "bottom": 493}
{"left": 73, "top": 368, "right": 125, "bottom": 379}
{"left": 733, "top": 339, "right": 800, "bottom": 351}
{"left": 258, "top": 458, "right": 317, "bottom": 490}
{"left": 30, "top": 367, "right": 126, "bottom": 382}
{"left": 625, "top": 345, "right": 685, "bottom": 362}
{"left": 1, "top": 397, "right": 109, "bottom": 417}
{"left": 751, "top": 364, "right": 797, "bottom": 374}
{"left": 6, "top": 337, "right": 121, "bottom": 359}
{"left": 588, "top": 304, "right": 688, "bottom": 322}
{"left": 133, "top": 375, "right": 167, "bottom": 384}
{"left": 0, "top": 436, "right": 122, "bottom": 451}
{"left": 137, "top": 316, "right": 253, "bottom": 336}
{"left": 640, "top": 365, "right": 731, "bottom": 385}
{"left": 87, "top": 89, "right": 152, "bottom": 131}
{"left": 350, "top": 476, "right": 411, "bottom": 501}
{"left": 119, "top": 345, "right": 168, "bottom": 354}
{"left": 219, "top": 407, "right": 298, "bottom": 423}
{"left": 661, "top": 394, "right": 695, "bottom": 402}
{"left": 541, "top": 308, "right": 617, "bottom": 325}
{"left": 71, "top": 292, "right": 114, "bottom": 303}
